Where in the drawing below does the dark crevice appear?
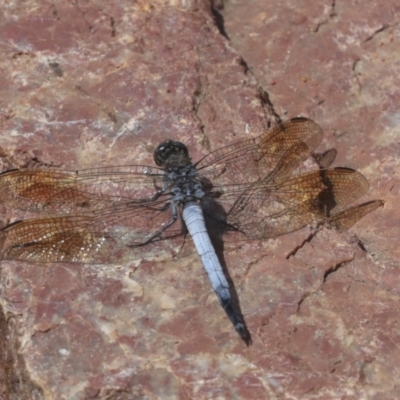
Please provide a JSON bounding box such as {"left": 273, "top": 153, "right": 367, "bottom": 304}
{"left": 237, "top": 56, "right": 250, "bottom": 75}
{"left": 330, "top": 360, "right": 342, "bottom": 373}
{"left": 256, "top": 87, "right": 282, "bottom": 125}
{"left": 210, "top": 2, "right": 229, "bottom": 40}
{"left": 323, "top": 261, "right": 347, "bottom": 283}
{"left": 352, "top": 235, "right": 367, "bottom": 252}
{"left": 236, "top": 57, "right": 282, "bottom": 125}
{"left": 364, "top": 24, "right": 390, "bottom": 42}
{"left": 286, "top": 231, "right": 317, "bottom": 259}
{"left": 352, "top": 58, "right": 362, "bottom": 94}
{"left": 296, "top": 291, "right": 313, "bottom": 312}
{"left": 210, "top": 2, "right": 281, "bottom": 125}
{"left": 314, "top": 0, "right": 337, "bottom": 32}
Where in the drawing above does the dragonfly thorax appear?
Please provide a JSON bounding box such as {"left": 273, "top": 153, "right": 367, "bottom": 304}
{"left": 166, "top": 163, "right": 205, "bottom": 204}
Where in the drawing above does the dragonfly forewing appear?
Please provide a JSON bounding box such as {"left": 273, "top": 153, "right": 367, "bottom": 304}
{"left": 0, "top": 165, "right": 166, "bottom": 214}
{"left": 196, "top": 117, "right": 323, "bottom": 186}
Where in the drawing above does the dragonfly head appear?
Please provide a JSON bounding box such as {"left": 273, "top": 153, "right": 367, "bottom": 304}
{"left": 154, "top": 140, "right": 191, "bottom": 168}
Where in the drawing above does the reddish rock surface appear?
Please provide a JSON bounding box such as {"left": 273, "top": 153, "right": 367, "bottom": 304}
{"left": 0, "top": 0, "right": 397, "bottom": 399}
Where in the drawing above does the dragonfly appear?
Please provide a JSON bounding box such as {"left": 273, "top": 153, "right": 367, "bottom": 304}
{"left": 0, "top": 117, "right": 382, "bottom": 345}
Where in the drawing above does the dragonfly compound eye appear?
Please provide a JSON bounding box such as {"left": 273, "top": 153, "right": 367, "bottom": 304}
{"left": 153, "top": 140, "right": 190, "bottom": 167}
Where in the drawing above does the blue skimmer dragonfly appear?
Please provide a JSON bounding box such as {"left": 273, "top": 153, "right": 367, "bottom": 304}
{"left": 0, "top": 118, "right": 382, "bottom": 344}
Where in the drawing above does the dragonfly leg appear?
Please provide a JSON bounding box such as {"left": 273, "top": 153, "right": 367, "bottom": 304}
{"left": 127, "top": 189, "right": 165, "bottom": 205}
{"left": 132, "top": 202, "right": 179, "bottom": 247}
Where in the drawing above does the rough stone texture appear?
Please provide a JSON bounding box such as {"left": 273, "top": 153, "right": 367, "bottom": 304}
{"left": 221, "top": 0, "right": 400, "bottom": 398}
{"left": 0, "top": 0, "right": 396, "bottom": 399}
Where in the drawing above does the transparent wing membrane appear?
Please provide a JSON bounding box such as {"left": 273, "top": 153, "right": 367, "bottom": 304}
{"left": 0, "top": 118, "right": 381, "bottom": 263}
